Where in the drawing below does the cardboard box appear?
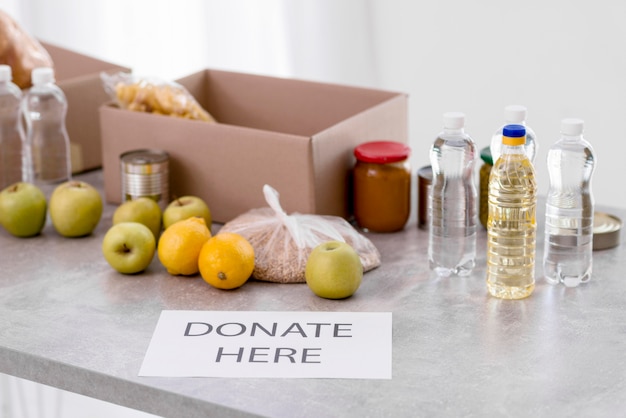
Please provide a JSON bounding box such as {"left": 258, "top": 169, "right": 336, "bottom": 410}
{"left": 43, "top": 42, "right": 129, "bottom": 173}
{"left": 100, "top": 69, "right": 408, "bottom": 223}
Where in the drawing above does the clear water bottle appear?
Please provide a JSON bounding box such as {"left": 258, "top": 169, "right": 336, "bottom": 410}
{"left": 543, "top": 118, "right": 595, "bottom": 287}
{"left": 486, "top": 124, "right": 537, "bottom": 299}
{"left": 0, "top": 65, "right": 25, "bottom": 189}
{"left": 22, "top": 67, "right": 71, "bottom": 185}
{"left": 490, "top": 105, "right": 537, "bottom": 164}
{"left": 428, "top": 112, "right": 477, "bottom": 277}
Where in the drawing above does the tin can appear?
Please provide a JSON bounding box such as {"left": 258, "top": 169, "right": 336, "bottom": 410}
{"left": 417, "top": 165, "right": 432, "bottom": 230}
{"left": 120, "top": 149, "right": 169, "bottom": 210}
{"left": 593, "top": 212, "right": 622, "bottom": 251}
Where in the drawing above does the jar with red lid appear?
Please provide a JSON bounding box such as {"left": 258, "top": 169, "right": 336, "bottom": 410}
{"left": 353, "top": 140, "right": 411, "bottom": 232}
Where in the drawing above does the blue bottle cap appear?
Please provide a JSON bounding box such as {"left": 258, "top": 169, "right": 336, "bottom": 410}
{"left": 502, "top": 124, "right": 526, "bottom": 138}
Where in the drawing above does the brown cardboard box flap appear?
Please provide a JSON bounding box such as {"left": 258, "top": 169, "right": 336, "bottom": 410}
{"left": 101, "top": 69, "right": 407, "bottom": 223}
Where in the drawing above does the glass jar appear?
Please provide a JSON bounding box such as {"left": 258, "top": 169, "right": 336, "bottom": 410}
{"left": 353, "top": 140, "right": 411, "bottom": 232}
{"left": 479, "top": 146, "right": 493, "bottom": 229}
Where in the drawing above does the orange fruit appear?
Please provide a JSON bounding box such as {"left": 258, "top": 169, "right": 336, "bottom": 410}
{"left": 198, "top": 232, "right": 255, "bottom": 290}
{"left": 157, "top": 217, "right": 211, "bottom": 275}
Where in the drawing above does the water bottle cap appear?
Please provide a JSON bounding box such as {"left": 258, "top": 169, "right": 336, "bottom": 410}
{"left": 561, "top": 118, "right": 584, "bottom": 136}
{"left": 0, "top": 65, "right": 11, "bottom": 82}
{"left": 504, "top": 105, "right": 527, "bottom": 123}
{"left": 31, "top": 67, "right": 55, "bottom": 85}
{"left": 502, "top": 124, "right": 526, "bottom": 146}
{"left": 354, "top": 140, "right": 411, "bottom": 163}
{"left": 443, "top": 112, "right": 465, "bottom": 129}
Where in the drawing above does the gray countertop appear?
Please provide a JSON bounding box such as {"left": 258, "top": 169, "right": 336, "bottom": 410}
{"left": 1, "top": 169, "right": 625, "bottom": 417}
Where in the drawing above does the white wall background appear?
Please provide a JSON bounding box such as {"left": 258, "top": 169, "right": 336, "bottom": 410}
{"left": 5, "top": 0, "right": 625, "bottom": 209}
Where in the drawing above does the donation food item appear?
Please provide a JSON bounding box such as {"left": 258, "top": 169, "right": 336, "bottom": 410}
{"left": 163, "top": 196, "right": 211, "bottom": 230}
{"left": 353, "top": 140, "right": 411, "bottom": 233}
{"left": 157, "top": 216, "right": 212, "bottom": 276}
{"left": 0, "top": 182, "right": 47, "bottom": 237}
{"left": 0, "top": 10, "right": 54, "bottom": 89}
{"left": 305, "top": 241, "right": 363, "bottom": 299}
{"left": 113, "top": 197, "right": 162, "bottom": 240}
{"left": 102, "top": 222, "right": 156, "bottom": 275}
{"left": 219, "top": 185, "right": 381, "bottom": 283}
{"left": 199, "top": 232, "right": 255, "bottom": 290}
{"left": 49, "top": 180, "right": 103, "bottom": 238}
{"left": 101, "top": 71, "right": 216, "bottom": 122}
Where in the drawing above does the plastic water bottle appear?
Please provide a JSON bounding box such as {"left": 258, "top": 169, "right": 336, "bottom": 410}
{"left": 486, "top": 124, "right": 537, "bottom": 299}
{"left": 428, "top": 112, "right": 477, "bottom": 277}
{"left": 490, "top": 105, "right": 537, "bottom": 164}
{"left": 0, "top": 65, "right": 25, "bottom": 189}
{"left": 543, "top": 118, "right": 595, "bottom": 287}
{"left": 22, "top": 67, "right": 71, "bottom": 185}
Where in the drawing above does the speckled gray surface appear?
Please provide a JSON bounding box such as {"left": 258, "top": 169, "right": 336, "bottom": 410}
{"left": 1, "top": 170, "right": 625, "bottom": 417}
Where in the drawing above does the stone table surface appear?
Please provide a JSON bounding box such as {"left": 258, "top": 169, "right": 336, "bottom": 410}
{"left": 1, "top": 169, "right": 625, "bottom": 417}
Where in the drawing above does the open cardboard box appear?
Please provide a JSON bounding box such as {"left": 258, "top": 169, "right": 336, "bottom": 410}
{"left": 100, "top": 69, "right": 408, "bottom": 223}
{"left": 43, "top": 42, "right": 129, "bottom": 173}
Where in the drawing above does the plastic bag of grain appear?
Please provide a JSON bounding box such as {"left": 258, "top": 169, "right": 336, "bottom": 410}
{"left": 219, "top": 185, "right": 381, "bottom": 283}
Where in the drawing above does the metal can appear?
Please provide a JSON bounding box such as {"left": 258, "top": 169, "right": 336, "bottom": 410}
{"left": 120, "top": 149, "right": 169, "bottom": 210}
{"left": 417, "top": 165, "right": 432, "bottom": 230}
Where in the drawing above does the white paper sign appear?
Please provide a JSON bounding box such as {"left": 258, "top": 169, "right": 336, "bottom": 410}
{"left": 139, "top": 310, "right": 392, "bottom": 379}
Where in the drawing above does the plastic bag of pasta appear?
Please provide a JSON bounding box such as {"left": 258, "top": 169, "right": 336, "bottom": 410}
{"left": 219, "top": 185, "right": 381, "bottom": 283}
{"left": 100, "top": 71, "right": 216, "bottom": 122}
{"left": 0, "top": 10, "right": 54, "bottom": 89}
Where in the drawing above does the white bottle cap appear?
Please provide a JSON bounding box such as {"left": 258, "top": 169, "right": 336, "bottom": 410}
{"left": 561, "top": 118, "right": 584, "bottom": 135}
{"left": 443, "top": 112, "right": 465, "bottom": 129}
{"left": 504, "top": 105, "right": 527, "bottom": 123}
{"left": 31, "top": 67, "right": 55, "bottom": 85}
{"left": 0, "top": 65, "right": 11, "bottom": 82}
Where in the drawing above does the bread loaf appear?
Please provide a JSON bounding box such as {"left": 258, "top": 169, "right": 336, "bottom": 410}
{"left": 0, "top": 10, "right": 54, "bottom": 89}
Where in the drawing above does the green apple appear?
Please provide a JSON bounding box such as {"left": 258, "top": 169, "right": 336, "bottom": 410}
{"left": 305, "top": 241, "right": 363, "bottom": 299}
{"left": 49, "top": 180, "right": 103, "bottom": 237}
{"left": 113, "top": 197, "right": 162, "bottom": 239}
{"left": 102, "top": 222, "right": 156, "bottom": 274}
{"left": 0, "top": 182, "right": 47, "bottom": 237}
{"left": 163, "top": 196, "right": 211, "bottom": 229}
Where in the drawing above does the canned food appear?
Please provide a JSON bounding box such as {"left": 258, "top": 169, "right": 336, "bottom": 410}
{"left": 120, "top": 149, "right": 169, "bottom": 210}
{"left": 593, "top": 212, "right": 622, "bottom": 251}
{"left": 417, "top": 165, "right": 432, "bottom": 230}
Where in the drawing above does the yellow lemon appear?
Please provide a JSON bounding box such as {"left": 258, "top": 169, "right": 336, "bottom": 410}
{"left": 198, "top": 232, "right": 255, "bottom": 290}
{"left": 157, "top": 217, "right": 211, "bottom": 276}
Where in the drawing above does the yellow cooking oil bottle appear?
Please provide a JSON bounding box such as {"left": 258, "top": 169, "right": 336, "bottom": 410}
{"left": 486, "top": 124, "right": 537, "bottom": 299}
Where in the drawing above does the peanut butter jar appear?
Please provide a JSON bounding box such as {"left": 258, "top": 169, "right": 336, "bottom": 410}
{"left": 353, "top": 141, "right": 411, "bottom": 232}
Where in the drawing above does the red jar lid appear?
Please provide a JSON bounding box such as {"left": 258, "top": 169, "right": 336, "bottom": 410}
{"left": 354, "top": 141, "right": 411, "bottom": 163}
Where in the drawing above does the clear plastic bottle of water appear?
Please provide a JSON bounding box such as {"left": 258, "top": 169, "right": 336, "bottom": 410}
{"left": 22, "top": 67, "right": 71, "bottom": 185}
{"left": 428, "top": 112, "right": 477, "bottom": 277}
{"left": 490, "top": 105, "right": 537, "bottom": 164}
{"left": 486, "top": 124, "right": 537, "bottom": 299}
{"left": 0, "top": 65, "right": 25, "bottom": 189}
{"left": 543, "top": 118, "right": 595, "bottom": 287}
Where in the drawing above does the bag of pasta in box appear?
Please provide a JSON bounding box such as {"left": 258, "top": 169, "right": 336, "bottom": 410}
{"left": 220, "top": 185, "right": 381, "bottom": 283}
{"left": 100, "top": 71, "right": 216, "bottom": 122}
